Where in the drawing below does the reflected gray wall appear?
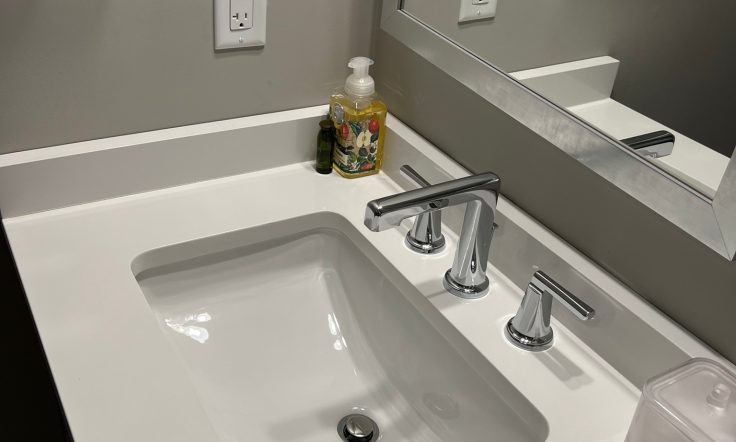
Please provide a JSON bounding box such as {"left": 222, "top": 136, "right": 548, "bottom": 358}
{"left": 372, "top": 30, "right": 736, "bottom": 363}
{"left": 403, "top": 0, "right": 736, "bottom": 157}
{"left": 0, "top": 0, "right": 375, "bottom": 154}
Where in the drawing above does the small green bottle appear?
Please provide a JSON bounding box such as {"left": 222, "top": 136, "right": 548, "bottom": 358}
{"left": 316, "top": 119, "right": 334, "bottom": 174}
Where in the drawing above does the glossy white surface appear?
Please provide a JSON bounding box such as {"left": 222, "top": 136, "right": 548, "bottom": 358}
{"left": 3, "top": 109, "right": 721, "bottom": 441}
{"left": 3, "top": 161, "right": 638, "bottom": 441}
{"left": 0, "top": 106, "right": 324, "bottom": 217}
{"left": 511, "top": 56, "right": 619, "bottom": 107}
{"left": 135, "top": 215, "right": 546, "bottom": 441}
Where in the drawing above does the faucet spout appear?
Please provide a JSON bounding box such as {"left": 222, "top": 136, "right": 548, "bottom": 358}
{"left": 364, "top": 172, "right": 500, "bottom": 298}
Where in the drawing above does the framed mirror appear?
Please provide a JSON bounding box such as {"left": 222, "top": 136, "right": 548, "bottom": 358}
{"left": 381, "top": 0, "right": 736, "bottom": 259}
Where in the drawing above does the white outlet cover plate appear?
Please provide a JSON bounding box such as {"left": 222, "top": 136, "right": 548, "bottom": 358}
{"left": 458, "top": 0, "right": 497, "bottom": 23}
{"left": 214, "top": 0, "right": 267, "bottom": 50}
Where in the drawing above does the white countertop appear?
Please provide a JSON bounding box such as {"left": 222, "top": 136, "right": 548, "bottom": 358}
{"left": 5, "top": 108, "right": 717, "bottom": 441}
{"left": 5, "top": 166, "right": 637, "bottom": 441}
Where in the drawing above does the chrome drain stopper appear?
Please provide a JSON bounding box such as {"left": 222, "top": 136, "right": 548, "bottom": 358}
{"left": 337, "top": 414, "right": 379, "bottom": 442}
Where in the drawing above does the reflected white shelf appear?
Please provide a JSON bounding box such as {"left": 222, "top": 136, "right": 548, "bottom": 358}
{"left": 511, "top": 57, "right": 729, "bottom": 198}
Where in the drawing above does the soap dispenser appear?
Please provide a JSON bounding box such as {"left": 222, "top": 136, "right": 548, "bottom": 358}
{"left": 329, "top": 57, "right": 387, "bottom": 178}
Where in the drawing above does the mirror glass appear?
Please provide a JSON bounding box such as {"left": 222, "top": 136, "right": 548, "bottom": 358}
{"left": 402, "top": 1, "right": 736, "bottom": 199}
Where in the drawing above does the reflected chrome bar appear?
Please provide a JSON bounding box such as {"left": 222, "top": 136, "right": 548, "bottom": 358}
{"left": 622, "top": 130, "right": 675, "bottom": 159}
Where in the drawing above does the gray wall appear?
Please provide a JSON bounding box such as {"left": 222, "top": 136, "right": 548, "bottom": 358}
{"left": 0, "top": 0, "right": 376, "bottom": 154}
{"left": 403, "top": 0, "right": 736, "bottom": 156}
{"left": 372, "top": 30, "right": 736, "bottom": 363}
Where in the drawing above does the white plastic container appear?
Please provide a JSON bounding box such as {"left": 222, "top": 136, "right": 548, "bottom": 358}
{"left": 626, "top": 358, "right": 736, "bottom": 442}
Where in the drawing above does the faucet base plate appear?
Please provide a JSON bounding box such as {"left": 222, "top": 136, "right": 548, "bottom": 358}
{"left": 405, "top": 232, "right": 446, "bottom": 254}
{"left": 443, "top": 270, "right": 489, "bottom": 299}
{"left": 504, "top": 318, "right": 553, "bottom": 352}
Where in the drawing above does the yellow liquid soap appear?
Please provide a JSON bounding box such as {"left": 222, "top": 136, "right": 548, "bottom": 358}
{"left": 329, "top": 94, "right": 387, "bottom": 178}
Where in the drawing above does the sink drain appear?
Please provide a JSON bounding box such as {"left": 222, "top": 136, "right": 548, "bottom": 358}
{"left": 337, "top": 414, "right": 379, "bottom": 442}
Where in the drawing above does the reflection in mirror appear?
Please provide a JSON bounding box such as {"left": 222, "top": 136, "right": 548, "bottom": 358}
{"left": 402, "top": 1, "right": 736, "bottom": 198}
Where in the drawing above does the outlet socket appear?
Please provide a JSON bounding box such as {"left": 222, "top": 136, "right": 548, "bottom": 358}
{"left": 459, "top": 0, "right": 497, "bottom": 23}
{"left": 230, "top": 0, "right": 253, "bottom": 31}
{"left": 214, "top": 0, "right": 266, "bottom": 50}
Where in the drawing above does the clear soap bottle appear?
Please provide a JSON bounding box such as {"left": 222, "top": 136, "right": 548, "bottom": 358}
{"left": 329, "top": 57, "right": 387, "bottom": 178}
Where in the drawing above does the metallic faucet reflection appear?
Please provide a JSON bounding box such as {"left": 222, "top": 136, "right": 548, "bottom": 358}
{"left": 364, "top": 172, "right": 500, "bottom": 298}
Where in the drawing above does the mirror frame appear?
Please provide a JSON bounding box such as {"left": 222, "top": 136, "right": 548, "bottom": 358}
{"left": 380, "top": 0, "right": 736, "bottom": 260}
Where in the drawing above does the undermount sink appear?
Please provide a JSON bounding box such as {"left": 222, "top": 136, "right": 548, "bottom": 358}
{"left": 132, "top": 212, "right": 548, "bottom": 442}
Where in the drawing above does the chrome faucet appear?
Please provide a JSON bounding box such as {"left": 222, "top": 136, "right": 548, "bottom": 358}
{"left": 364, "top": 171, "right": 500, "bottom": 299}
{"left": 505, "top": 271, "right": 595, "bottom": 351}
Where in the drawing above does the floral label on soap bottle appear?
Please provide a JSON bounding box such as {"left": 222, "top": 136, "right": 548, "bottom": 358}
{"left": 332, "top": 115, "right": 380, "bottom": 174}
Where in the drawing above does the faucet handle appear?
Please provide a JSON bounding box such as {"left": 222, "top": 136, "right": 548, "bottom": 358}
{"left": 505, "top": 271, "right": 595, "bottom": 351}
{"left": 400, "top": 165, "right": 445, "bottom": 254}
{"left": 531, "top": 271, "right": 595, "bottom": 321}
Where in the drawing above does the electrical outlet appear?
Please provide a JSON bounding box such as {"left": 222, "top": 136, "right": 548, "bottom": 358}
{"left": 214, "top": 0, "right": 266, "bottom": 50}
{"left": 230, "top": 0, "right": 253, "bottom": 31}
{"left": 458, "top": 0, "right": 497, "bottom": 23}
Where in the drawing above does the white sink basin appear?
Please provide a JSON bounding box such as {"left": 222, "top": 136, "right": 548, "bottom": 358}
{"left": 133, "top": 213, "right": 548, "bottom": 442}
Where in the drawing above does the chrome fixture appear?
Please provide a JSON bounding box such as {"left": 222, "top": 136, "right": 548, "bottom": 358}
{"left": 622, "top": 130, "right": 675, "bottom": 159}
{"left": 400, "top": 165, "right": 446, "bottom": 254}
{"left": 364, "top": 172, "right": 500, "bottom": 299}
{"left": 337, "top": 414, "right": 379, "bottom": 442}
{"left": 505, "top": 271, "right": 595, "bottom": 351}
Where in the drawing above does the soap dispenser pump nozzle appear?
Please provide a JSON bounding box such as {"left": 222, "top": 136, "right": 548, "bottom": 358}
{"left": 345, "top": 57, "right": 375, "bottom": 98}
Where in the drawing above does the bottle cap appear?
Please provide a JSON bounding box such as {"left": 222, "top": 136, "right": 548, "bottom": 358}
{"left": 345, "top": 57, "right": 375, "bottom": 98}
